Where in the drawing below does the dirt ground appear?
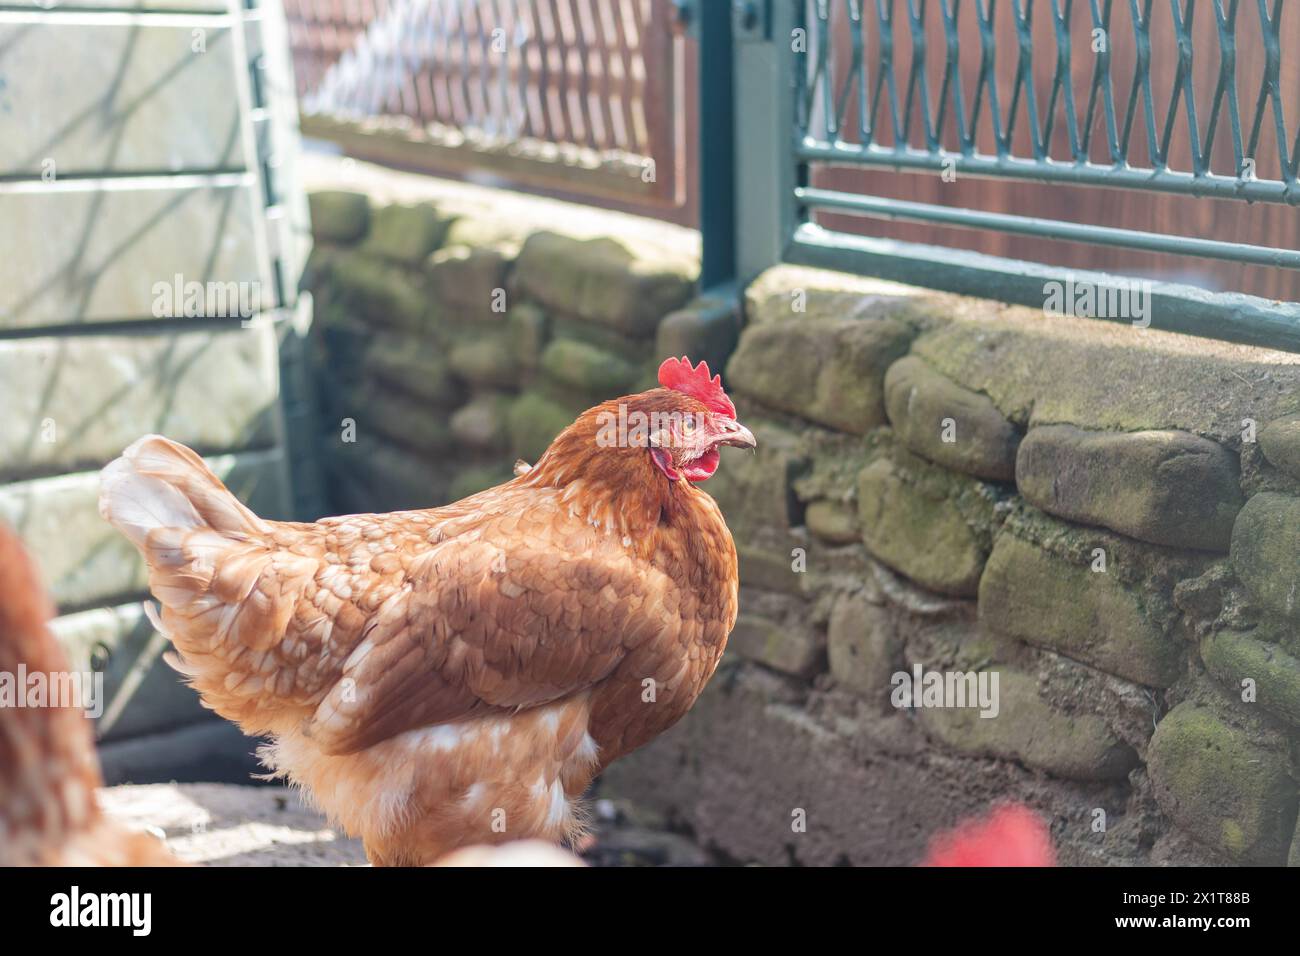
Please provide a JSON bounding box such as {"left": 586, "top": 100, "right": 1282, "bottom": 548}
{"left": 99, "top": 783, "right": 716, "bottom": 867}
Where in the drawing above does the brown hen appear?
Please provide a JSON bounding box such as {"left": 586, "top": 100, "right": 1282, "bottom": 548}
{"left": 99, "top": 357, "right": 754, "bottom": 865}
{"left": 0, "top": 523, "right": 178, "bottom": 866}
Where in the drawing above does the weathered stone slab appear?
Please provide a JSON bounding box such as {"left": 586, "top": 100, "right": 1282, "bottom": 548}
{"left": 805, "top": 499, "right": 859, "bottom": 544}
{"left": 743, "top": 264, "right": 946, "bottom": 328}
{"left": 919, "top": 669, "right": 1137, "bottom": 781}
{"left": 910, "top": 296, "right": 1300, "bottom": 445}
{"left": 448, "top": 335, "right": 518, "bottom": 388}
{"left": 98, "top": 723, "right": 263, "bottom": 788}
{"left": 514, "top": 231, "right": 695, "bottom": 337}
{"left": 506, "top": 303, "right": 550, "bottom": 369}
{"left": 0, "top": 326, "right": 280, "bottom": 481}
{"left": 737, "top": 543, "right": 806, "bottom": 597}
{"left": 979, "top": 532, "right": 1184, "bottom": 687}
{"left": 1260, "top": 414, "right": 1300, "bottom": 482}
{"left": 3, "top": 449, "right": 289, "bottom": 611}
{"left": 309, "top": 191, "right": 370, "bottom": 244}
{"left": 1230, "top": 492, "right": 1300, "bottom": 620}
{"left": 654, "top": 297, "right": 739, "bottom": 375}
{"left": 427, "top": 244, "right": 512, "bottom": 316}
{"left": 1017, "top": 425, "right": 1243, "bottom": 551}
{"left": 0, "top": 20, "right": 243, "bottom": 177}
{"left": 790, "top": 428, "right": 872, "bottom": 505}
{"left": 727, "top": 316, "right": 914, "bottom": 434}
{"left": 363, "top": 336, "right": 461, "bottom": 406}
{"left": 1147, "top": 701, "right": 1298, "bottom": 865}
{"left": 540, "top": 339, "right": 639, "bottom": 396}
{"left": 362, "top": 203, "right": 452, "bottom": 263}
{"left": 0, "top": 182, "right": 266, "bottom": 327}
{"left": 856, "top": 453, "right": 997, "bottom": 597}
{"left": 601, "top": 661, "right": 1188, "bottom": 865}
{"left": 1200, "top": 629, "right": 1300, "bottom": 728}
{"left": 729, "top": 591, "right": 824, "bottom": 679}
{"left": 356, "top": 386, "right": 454, "bottom": 457}
{"left": 330, "top": 251, "right": 433, "bottom": 332}
{"left": 884, "top": 356, "right": 1019, "bottom": 481}
{"left": 827, "top": 589, "right": 903, "bottom": 704}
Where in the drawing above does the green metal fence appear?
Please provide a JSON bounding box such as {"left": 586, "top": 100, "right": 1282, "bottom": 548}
{"left": 701, "top": 0, "right": 1300, "bottom": 352}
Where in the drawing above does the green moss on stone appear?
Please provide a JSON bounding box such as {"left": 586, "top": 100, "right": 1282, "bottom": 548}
{"left": 1146, "top": 700, "right": 1298, "bottom": 864}
{"left": 426, "top": 244, "right": 512, "bottom": 316}
{"left": 1260, "top": 414, "right": 1300, "bottom": 481}
{"left": 506, "top": 303, "right": 550, "bottom": 370}
{"left": 448, "top": 336, "right": 518, "bottom": 388}
{"left": 331, "top": 253, "right": 432, "bottom": 332}
{"left": 727, "top": 315, "right": 915, "bottom": 434}
{"left": 1200, "top": 628, "right": 1300, "bottom": 728}
{"left": 539, "top": 339, "right": 639, "bottom": 396}
{"left": 308, "top": 190, "right": 370, "bottom": 244}
{"left": 514, "top": 231, "right": 695, "bottom": 337}
{"left": 884, "top": 355, "right": 1020, "bottom": 481}
{"left": 978, "top": 530, "right": 1184, "bottom": 687}
{"left": 856, "top": 445, "right": 1000, "bottom": 597}
{"left": 364, "top": 337, "right": 461, "bottom": 406}
{"left": 363, "top": 202, "right": 452, "bottom": 263}
{"left": 507, "top": 392, "right": 577, "bottom": 462}
{"left": 1231, "top": 492, "right": 1300, "bottom": 620}
{"left": 910, "top": 301, "right": 1300, "bottom": 443}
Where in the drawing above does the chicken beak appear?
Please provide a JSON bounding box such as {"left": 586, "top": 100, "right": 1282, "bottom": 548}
{"left": 716, "top": 419, "right": 756, "bottom": 449}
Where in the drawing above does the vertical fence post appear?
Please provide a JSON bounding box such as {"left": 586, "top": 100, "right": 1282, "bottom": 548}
{"left": 698, "top": 0, "right": 798, "bottom": 292}
{"left": 732, "top": 0, "right": 798, "bottom": 285}
{"left": 697, "top": 1, "right": 735, "bottom": 290}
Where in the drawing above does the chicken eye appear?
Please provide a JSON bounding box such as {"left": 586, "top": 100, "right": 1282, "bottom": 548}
{"left": 682, "top": 416, "right": 697, "bottom": 435}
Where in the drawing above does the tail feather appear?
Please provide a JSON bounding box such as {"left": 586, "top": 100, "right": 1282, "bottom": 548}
{"left": 98, "top": 435, "right": 266, "bottom": 546}
{"left": 99, "top": 435, "right": 319, "bottom": 732}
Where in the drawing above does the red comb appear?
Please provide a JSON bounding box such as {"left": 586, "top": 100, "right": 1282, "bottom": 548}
{"left": 657, "top": 356, "right": 736, "bottom": 419}
{"left": 921, "top": 804, "right": 1055, "bottom": 867}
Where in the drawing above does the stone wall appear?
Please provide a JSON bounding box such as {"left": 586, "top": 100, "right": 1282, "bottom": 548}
{"left": 303, "top": 160, "right": 1300, "bottom": 866}
{"left": 608, "top": 266, "right": 1300, "bottom": 866}
{"left": 302, "top": 158, "right": 723, "bottom": 513}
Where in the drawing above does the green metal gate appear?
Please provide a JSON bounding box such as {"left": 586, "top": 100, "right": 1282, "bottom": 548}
{"left": 698, "top": 0, "right": 1300, "bottom": 352}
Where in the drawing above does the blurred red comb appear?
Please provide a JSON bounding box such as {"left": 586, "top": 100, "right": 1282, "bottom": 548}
{"left": 921, "top": 804, "right": 1055, "bottom": 867}
{"left": 657, "top": 356, "right": 736, "bottom": 419}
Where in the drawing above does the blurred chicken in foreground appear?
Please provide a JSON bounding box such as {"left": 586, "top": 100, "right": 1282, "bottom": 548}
{"left": 922, "top": 803, "right": 1055, "bottom": 867}
{"left": 99, "top": 357, "right": 755, "bottom": 865}
{"left": 0, "top": 524, "right": 177, "bottom": 866}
